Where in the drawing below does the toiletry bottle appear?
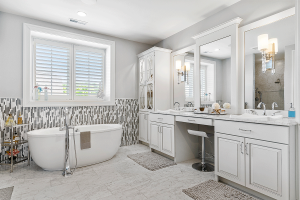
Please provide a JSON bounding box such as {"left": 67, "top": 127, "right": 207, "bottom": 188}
{"left": 18, "top": 114, "right": 22, "bottom": 125}
{"left": 288, "top": 103, "right": 296, "bottom": 118}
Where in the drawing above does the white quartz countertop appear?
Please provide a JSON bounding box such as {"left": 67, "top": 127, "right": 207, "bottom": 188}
{"left": 149, "top": 111, "right": 298, "bottom": 127}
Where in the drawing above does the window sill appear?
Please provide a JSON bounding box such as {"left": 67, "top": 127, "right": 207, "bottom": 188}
{"left": 23, "top": 100, "right": 115, "bottom": 107}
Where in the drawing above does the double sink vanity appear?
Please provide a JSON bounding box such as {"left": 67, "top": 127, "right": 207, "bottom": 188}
{"left": 138, "top": 7, "right": 297, "bottom": 200}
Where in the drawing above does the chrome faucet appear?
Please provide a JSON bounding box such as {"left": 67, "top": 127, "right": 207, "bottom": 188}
{"left": 174, "top": 102, "right": 180, "bottom": 110}
{"left": 257, "top": 102, "right": 266, "bottom": 116}
{"left": 248, "top": 109, "right": 258, "bottom": 115}
{"left": 272, "top": 111, "right": 281, "bottom": 116}
{"left": 186, "top": 102, "right": 194, "bottom": 107}
{"left": 272, "top": 102, "right": 278, "bottom": 110}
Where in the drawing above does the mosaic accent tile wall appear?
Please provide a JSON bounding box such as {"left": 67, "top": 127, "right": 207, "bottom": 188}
{"left": 0, "top": 98, "right": 139, "bottom": 163}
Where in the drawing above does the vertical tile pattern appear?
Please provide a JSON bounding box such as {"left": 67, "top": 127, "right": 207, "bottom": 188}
{"left": 0, "top": 98, "right": 139, "bottom": 163}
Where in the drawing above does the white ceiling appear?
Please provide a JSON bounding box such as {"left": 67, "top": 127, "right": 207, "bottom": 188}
{"left": 245, "top": 15, "right": 295, "bottom": 57}
{"left": 0, "top": 0, "right": 241, "bottom": 45}
{"left": 200, "top": 36, "right": 231, "bottom": 60}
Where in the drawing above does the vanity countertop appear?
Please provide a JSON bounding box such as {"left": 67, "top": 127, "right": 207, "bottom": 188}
{"left": 149, "top": 111, "right": 298, "bottom": 127}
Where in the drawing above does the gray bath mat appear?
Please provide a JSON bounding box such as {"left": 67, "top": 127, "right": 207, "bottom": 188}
{"left": 0, "top": 186, "right": 14, "bottom": 200}
{"left": 183, "top": 180, "right": 259, "bottom": 200}
{"left": 127, "top": 152, "right": 176, "bottom": 171}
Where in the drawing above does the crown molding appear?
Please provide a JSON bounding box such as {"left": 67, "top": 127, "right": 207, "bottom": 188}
{"left": 192, "top": 17, "right": 243, "bottom": 40}
{"left": 138, "top": 46, "right": 172, "bottom": 57}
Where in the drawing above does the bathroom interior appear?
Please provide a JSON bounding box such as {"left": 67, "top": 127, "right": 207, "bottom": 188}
{"left": 0, "top": 0, "right": 299, "bottom": 200}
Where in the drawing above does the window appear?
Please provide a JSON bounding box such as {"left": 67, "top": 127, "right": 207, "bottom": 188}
{"left": 23, "top": 24, "right": 115, "bottom": 107}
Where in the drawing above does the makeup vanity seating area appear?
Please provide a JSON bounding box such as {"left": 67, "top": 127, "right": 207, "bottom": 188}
{"left": 138, "top": 7, "right": 298, "bottom": 200}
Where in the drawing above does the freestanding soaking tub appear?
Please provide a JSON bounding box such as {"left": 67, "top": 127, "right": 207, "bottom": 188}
{"left": 27, "top": 124, "right": 122, "bottom": 171}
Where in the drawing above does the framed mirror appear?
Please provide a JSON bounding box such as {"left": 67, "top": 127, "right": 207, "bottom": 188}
{"left": 193, "top": 17, "right": 242, "bottom": 113}
{"left": 171, "top": 45, "right": 195, "bottom": 108}
{"left": 200, "top": 36, "right": 231, "bottom": 107}
{"left": 241, "top": 8, "right": 295, "bottom": 111}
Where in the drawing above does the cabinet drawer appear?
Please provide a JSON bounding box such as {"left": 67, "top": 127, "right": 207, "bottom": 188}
{"left": 149, "top": 114, "right": 174, "bottom": 125}
{"left": 215, "top": 120, "right": 289, "bottom": 144}
{"left": 176, "top": 116, "right": 213, "bottom": 126}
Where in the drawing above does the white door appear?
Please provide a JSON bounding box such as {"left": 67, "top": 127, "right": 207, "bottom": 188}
{"left": 215, "top": 133, "right": 245, "bottom": 186}
{"left": 161, "top": 124, "right": 174, "bottom": 156}
{"left": 245, "top": 138, "right": 289, "bottom": 200}
{"left": 149, "top": 122, "right": 160, "bottom": 151}
{"left": 139, "top": 113, "right": 148, "bottom": 142}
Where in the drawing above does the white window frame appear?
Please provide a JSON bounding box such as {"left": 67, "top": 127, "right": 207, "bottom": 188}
{"left": 200, "top": 59, "right": 216, "bottom": 104}
{"left": 23, "top": 23, "right": 115, "bottom": 107}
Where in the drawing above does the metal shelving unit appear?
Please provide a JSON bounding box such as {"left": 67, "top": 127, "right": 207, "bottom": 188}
{"left": 0, "top": 124, "right": 30, "bottom": 172}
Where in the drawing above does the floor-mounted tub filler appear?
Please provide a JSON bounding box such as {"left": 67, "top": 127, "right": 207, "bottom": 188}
{"left": 27, "top": 122, "right": 122, "bottom": 173}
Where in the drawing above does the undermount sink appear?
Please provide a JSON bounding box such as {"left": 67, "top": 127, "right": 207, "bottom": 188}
{"left": 230, "top": 113, "right": 283, "bottom": 121}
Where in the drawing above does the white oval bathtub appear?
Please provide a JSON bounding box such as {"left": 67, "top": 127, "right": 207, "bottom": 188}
{"left": 27, "top": 124, "right": 122, "bottom": 171}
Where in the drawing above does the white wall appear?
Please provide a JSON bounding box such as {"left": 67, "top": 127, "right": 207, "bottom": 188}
{"left": 244, "top": 54, "right": 255, "bottom": 109}
{"left": 0, "top": 11, "right": 152, "bottom": 99}
{"left": 221, "top": 58, "right": 231, "bottom": 104}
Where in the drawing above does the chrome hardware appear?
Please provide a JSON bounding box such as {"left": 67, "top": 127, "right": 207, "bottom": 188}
{"left": 187, "top": 102, "right": 194, "bottom": 107}
{"left": 188, "top": 119, "right": 195, "bottom": 122}
{"left": 157, "top": 118, "right": 163, "bottom": 120}
{"left": 239, "top": 128, "right": 251, "bottom": 133}
{"left": 272, "top": 102, "right": 278, "bottom": 110}
{"left": 257, "top": 102, "right": 266, "bottom": 116}
{"left": 272, "top": 111, "right": 281, "bottom": 116}
{"left": 248, "top": 109, "right": 258, "bottom": 115}
{"left": 240, "top": 142, "right": 244, "bottom": 154}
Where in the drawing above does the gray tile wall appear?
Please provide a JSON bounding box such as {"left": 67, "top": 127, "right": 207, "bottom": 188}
{"left": 0, "top": 98, "right": 139, "bottom": 163}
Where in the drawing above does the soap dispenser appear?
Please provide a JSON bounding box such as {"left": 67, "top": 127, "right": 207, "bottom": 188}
{"left": 288, "top": 103, "right": 296, "bottom": 118}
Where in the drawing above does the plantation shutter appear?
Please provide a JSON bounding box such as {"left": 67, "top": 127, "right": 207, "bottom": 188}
{"left": 74, "top": 45, "right": 105, "bottom": 99}
{"left": 185, "top": 63, "right": 194, "bottom": 100}
{"left": 33, "top": 38, "right": 72, "bottom": 99}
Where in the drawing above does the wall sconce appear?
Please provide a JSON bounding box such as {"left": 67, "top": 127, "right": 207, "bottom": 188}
{"left": 176, "top": 60, "right": 190, "bottom": 84}
{"left": 257, "top": 34, "right": 278, "bottom": 74}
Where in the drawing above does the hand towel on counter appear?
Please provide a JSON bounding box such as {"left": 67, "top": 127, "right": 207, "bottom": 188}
{"left": 80, "top": 131, "right": 91, "bottom": 150}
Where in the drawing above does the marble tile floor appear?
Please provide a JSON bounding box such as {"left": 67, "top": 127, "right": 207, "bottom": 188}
{"left": 0, "top": 144, "right": 214, "bottom": 200}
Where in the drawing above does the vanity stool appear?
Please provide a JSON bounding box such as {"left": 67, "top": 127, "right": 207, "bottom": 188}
{"left": 188, "top": 130, "right": 214, "bottom": 172}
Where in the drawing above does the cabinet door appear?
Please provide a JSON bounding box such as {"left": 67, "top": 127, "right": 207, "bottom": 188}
{"left": 139, "top": 113, "right": 148, "bottom": 142}
{"left": 149, "top": 122, "right": 160, "bottom": 151}
{"left": 245, "top": 138, "right": 289, "bottom": 200}
{"left": 215, "top": 133, "right": 245, "bottom": 186}
{"left": 161, "top": 124, "right": 174, "bottom": 156}
{"left": 146, "top": 53, "right": 154, "bottom": 83}
{"left": 139, "top": 58, "right": 146, "bottom": 85}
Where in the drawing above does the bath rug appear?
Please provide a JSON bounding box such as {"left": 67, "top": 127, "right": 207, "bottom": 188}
{"left": 0, "top": 186, "right": 14, "bottom": 200}
{"left": 182, "top": 180, "right": 259, "bottom": 200}
{"left": 127, "top": 152, "right": 176, "bottom": 171}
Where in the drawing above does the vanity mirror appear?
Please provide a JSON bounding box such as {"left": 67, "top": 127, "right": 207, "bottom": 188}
{"left": 172, "top": 45, "right": 195, "bottom": 108}
{"left": 243, "top": 12, "right": 295, "bottom": 111}
{"left": 200, "top": 36, "right": 231, "bottom": 107}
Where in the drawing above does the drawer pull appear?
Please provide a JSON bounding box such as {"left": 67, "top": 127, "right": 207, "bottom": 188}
{"left": 157, "top": 118, "right": 163, "bottom": 120}
{"left": 188, "top": 119, "right": 195, "bottom": 122}
{"left": 239, "top": 128, "right": 251, "bottom": 133}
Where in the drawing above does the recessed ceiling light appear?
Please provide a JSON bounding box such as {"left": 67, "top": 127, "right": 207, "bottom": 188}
{"left": 215, "top": 49, "right": 220, "bottom": 51}
{"left": 77, "top": 11, "right": 87, "bottom": 17}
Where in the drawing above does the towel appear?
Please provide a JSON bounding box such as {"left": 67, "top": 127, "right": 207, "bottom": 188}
{"left": 80, "top": 131, "right": 91, "bottom": 150}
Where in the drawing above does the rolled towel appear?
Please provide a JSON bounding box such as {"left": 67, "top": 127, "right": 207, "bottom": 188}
{"left": 80, "top": 131, "right": 91, "bottom": 150}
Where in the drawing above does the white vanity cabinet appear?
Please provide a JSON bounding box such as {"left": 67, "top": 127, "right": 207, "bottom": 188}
{"left": 215, "top": 120, "right": 296, "bottom": 200}
{"left": 148, "top": 114, "right": 175, "bottom": 157}
{"left": 138, "top": 47, "right": 172, "bottom": 145}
